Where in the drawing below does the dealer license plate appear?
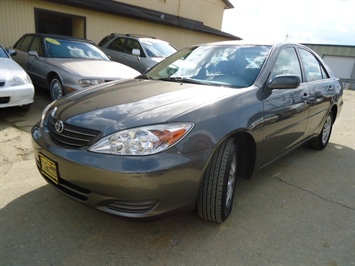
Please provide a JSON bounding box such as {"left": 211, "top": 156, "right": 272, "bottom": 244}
{"left": 39, "top": 153, "right": 59, "bottom": 185}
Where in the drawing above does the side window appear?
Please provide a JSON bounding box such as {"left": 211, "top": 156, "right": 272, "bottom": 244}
{"left": 123, "top": 39, "right": 143, "bottom": 56}
{"left": 270, "top": 47, "right": 302, "bottom": 81}
{"left": 299, "top": 49, "right": 323, "bottom": 82}
{"left": 29, "top": 36, "right": 44, "bottom": 57}
{"left": 17, "top": 35, "right": 33, "bottom": 52}
{"left": 107, "top": 37, "right": 125, "bottom": 52}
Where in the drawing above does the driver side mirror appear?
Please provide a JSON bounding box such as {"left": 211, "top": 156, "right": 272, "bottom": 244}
{"left": 132, "top": 48, "right": 140, "bottom": 56}
{"left": 6, "top": 49, "right": 16, "bottom": 56}
{"left": 28, "top": 51, "right": 39, "bottom": 58}
{"left": 267, "top": 74, "right": 301, "bottom": 90}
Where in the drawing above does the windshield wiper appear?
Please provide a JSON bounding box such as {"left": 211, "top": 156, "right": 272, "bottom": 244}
{"left": 136, "top": 74, "right": 152, "bottom": 80}
{"left": 156, "top": 77, "right": 211, "bottom": 85}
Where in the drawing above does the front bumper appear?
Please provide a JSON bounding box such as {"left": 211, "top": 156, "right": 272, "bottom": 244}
{"left": 31, "top": 124, "right": 211, "bottom": 219}
{"left": 0, "top": 83, "right": 34, "bottom": 108}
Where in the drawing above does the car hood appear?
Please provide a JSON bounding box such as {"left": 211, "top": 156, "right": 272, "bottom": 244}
{"left": 151, "top": 57, "right": 165, "bottom": 63}
{"left": 52, "top": 79, "right": 237, "bottom": 134}
{"left": 0, "top": 58, "right": 28, "bottom": 80}
{"left": 48, "top": 59, "right": 140, "bottom": 79}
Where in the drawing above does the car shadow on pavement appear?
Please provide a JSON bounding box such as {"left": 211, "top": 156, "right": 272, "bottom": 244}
{"left": 0, "top": 181, "right": 219, "bottom": 265}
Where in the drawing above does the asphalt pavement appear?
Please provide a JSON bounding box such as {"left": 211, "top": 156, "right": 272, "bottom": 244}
{"left": 1, "top": 87, "right": 354, "bottom": 265}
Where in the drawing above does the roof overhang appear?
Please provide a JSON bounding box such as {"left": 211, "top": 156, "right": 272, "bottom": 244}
{"left": 223, "top": 0, "right": 234, "bottom": 9}
{"left": 44, "top": 0, "right": 241, "bottom": 40}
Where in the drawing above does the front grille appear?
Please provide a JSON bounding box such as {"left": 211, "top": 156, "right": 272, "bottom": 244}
{"left": 0, "top": 81, "right": 5, "bottom": 87}
{"left": 48, "top": 115, "right": 101, "bottom": 147}
{"left": 0, "top": 97, "right": 10, "bottom": 104}
{"left": 107, "top": 200, "right": 158, "bottom": 214}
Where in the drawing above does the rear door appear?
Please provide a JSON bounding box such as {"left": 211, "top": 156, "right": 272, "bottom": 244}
{"left": 260, "top": 46, "right": 310, "bottom": 166}
{"left": 297, "top": 48, "right": 334, "bottom": 137}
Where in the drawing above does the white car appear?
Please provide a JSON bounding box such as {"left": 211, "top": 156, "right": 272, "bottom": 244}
{"left": 0, "top": 45, "right": 34, "bottom": 111}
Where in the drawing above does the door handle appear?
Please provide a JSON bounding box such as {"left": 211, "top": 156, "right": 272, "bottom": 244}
{"left": 302, "top": 93, "right": 310, "bottom": 103}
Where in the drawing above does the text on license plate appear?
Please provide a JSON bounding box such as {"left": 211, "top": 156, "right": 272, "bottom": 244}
{"left": 39, "top": 153, "right": 59, "bottom": 185}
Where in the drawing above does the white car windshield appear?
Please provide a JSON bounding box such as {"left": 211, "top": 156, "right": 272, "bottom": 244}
{"left": 146, "top": 44, "right": 271, "bottom": 88}
{"left": 45, "top": 38, "right": 109, "bottom": 60}
{"left": 0, "top": 47, "right": 9, "bottom": 58}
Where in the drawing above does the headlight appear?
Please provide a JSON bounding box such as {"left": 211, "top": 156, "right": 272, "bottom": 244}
{"left": 89, "top": 123, "right": 194, "bottom": 155}
{"left": 78, "top": 79, "right": 104, "bottom": 86}
{"left": 40, "top": 103, "right": 56, "bottom": 128}
{"left": 10, "top": 74, "right": 31, "bottom": 86}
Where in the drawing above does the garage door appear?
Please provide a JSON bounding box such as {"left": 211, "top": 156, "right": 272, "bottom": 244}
{"left": 323, "top": 55, "right": 355, "bottom": 79}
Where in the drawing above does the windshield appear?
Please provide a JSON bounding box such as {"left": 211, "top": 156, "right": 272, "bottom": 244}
{"left": 146, "top": 44, "right": 271, "bottom": 88}
{"left": 45, "top": 38, "right": 110, "bottom": 60}
{"left": 0, "top": 47, "right": 9, "bottom": 58}
{"left": 141, "top": 39, "right": 177, "bottom": 58}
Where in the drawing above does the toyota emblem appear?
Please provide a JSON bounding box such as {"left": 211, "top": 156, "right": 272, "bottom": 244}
{"left": 55, "top": 120, "right": 64, "bottom": 133}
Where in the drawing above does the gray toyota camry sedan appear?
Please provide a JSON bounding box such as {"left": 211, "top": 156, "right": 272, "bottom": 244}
{"left": 32, "top": 41, "right": 343, "bottom": 223}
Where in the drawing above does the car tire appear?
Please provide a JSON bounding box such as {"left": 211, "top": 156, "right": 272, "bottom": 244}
{"left": 308, "top": 111, "right": 334, "bottom": 150}
{"left": 197, "top": 138, "right": 238, "bottom": 223}
{"left": 18, "top": 104, "right": 31, "bottom": 111}
{"left": 49, "top": 75, "right": 64, "bottom": 101}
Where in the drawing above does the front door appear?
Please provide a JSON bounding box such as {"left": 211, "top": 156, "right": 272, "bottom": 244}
{"left": 260, "top": 46, "right": 310, "bottom": 166}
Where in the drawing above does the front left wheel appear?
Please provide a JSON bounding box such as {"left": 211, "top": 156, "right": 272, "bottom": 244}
{"left": 49, "top": 75, "right": 64, "bottom": 101}
{"left": 197, "top": 138, "right": 238, "bottom": 223}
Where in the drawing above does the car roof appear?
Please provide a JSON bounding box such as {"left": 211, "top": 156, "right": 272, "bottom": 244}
{"left": 21, "top": 33, "right": 95, "bottom": 44}
{"left": 194, "top": 40, "right": 311, "bottom": 50}
{"left": 108, "top": 33, "right": 156, "bottom": 39}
